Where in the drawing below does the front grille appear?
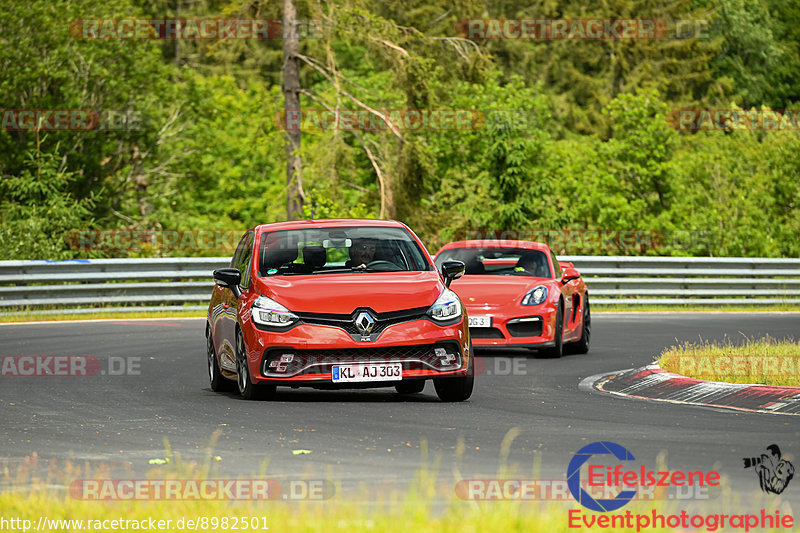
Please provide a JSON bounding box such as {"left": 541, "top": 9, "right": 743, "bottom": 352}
{"left": 295, "top": 306, "right": 429, "bottom": 339}
{"left": 471, "top": 327, "right": 505, "bottom": 339}
{"left": 507, "top": 318, "right": 543, "bottom": 337}
{"left": 261, "top": 342, "right": 462, "bottom": 377}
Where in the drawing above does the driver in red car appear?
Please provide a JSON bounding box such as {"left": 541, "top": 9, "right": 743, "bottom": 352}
{"left": 347, "top": 238, "right": 377, "bottom": 269}
{"left": 516, "top": 252, "right": 549, "bottom": 277}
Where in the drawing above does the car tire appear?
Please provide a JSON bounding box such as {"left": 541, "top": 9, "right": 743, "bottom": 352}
{"left": 542, "top": 302, "right": 564, "bottom": 358}
{"left": 570, "top": 295, "right": 591, "bottom": 354}
{"left": 207, "top": 328, "right": 234, "bottom": 392}
{"left": 395, "top": 380, "right": 426, "bottom": 394}
{"left": 433, "top": 343, "right": 474, "bottom": 402}
{"left": 236, "top": 329, "right": 276, "bottom": 401}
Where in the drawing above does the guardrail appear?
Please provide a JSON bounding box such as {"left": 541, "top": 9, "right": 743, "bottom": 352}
{"left": 560, "top": 256, "right": 800, "bottom": 305}
{"left": 1, "top": 256, "right": 799, "bottom": 313}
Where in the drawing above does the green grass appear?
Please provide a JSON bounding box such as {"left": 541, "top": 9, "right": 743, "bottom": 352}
{"left": 594, "top": 303, "right": 800, "bottom": 313}
{"left": 0, "top": 444, "right": 769, "bottom": 533}
{"left": 0, "top": 309, "right": 205, "bottom": 323}
{"left": 0, "top": 493, "right": 650, "bottom": 533}
{"left": 0, "top": 492, "right": 585, "bottom": 533}
{"left": 3, "top": 432, "right": 794, "bottom": 532}
{"left": 659, "top": 335, "right": 800, "bottom": 386}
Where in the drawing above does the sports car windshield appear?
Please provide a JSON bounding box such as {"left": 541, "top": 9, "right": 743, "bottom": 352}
{"left": 436, "top": 248, "right": 552, "bottom": 278}
{"left": 259, "top": 226, "right": 433, "bottom": 276}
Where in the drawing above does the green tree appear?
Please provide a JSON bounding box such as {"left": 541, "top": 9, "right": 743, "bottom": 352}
{"left": 711, "top": 0, "right": 791, "bottom": 108}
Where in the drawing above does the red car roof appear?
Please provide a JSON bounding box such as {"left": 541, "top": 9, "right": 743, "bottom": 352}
{"left": 436, "top": 239, "right": 552, "bottom": 254}
{"left": 252, "top": 218, "right": 407, "bottom": 233}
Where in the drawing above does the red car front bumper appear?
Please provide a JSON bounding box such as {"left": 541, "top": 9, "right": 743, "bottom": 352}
{"left": 241, "top": 317, "right": 471, "bottom": 384}
{"left": 465, "top": 301, "right": 558, "bottom": 349}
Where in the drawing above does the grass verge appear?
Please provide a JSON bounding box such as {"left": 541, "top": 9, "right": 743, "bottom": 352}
{"left": 0, "top": 448, "right": 763, "bottom": 533}
{"left": 0, "top": 309, "right": 205, "bottom": 323}
{"left": 659, "top": 335, "right": 800, "bottom": 386}
{"left": 594, "top": 303, "right": 800, "bottom": 313}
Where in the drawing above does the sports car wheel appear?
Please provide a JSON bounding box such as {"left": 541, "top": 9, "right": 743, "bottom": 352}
{"left": 542, "top": 302, "right": 564, "bottom": 358}
{"left": 433, "top": 344, "right": 474, "bottom": 402}
{"left": 395, "top": 380, "right": 426, "bottom": 394}
{"left": 571, "top": 295, "right": 591, "bottom": 354}
{"left": 236, "top": 329, "right": 276, "bottom": 401}
{"left": 208, "top": 328, "right": 234, "bottom": 392}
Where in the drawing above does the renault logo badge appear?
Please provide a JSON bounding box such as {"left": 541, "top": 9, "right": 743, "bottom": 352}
{"left": 354, "top": 311, "right": 375, "bottom": 336}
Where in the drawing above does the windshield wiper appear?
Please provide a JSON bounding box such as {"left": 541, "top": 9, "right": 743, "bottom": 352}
{"left": 310, "top": 267, "right": 362, "bottom": 274}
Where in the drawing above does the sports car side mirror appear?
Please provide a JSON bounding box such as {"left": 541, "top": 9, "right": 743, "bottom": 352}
{"left": 560, "top": 267, "right": 581, "bottom": 285}
{"left": 213, "top": 268, "right": 242, "bottom": 299}
{"left": 440, "top": 260, "right": 465, "bottom": 288}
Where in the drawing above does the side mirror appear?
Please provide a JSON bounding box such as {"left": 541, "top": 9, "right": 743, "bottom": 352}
{"left": 440, "top": 260, "right": 465, "bottom": 288}
{"left": 561, "top": 267, "right": 581, "bottom": 285}
{"left": 213, "top": 268, "right": 242, "bottom": 299}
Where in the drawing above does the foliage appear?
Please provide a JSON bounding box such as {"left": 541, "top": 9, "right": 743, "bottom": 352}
{"left": 3, "top": 0, "right": 800, "bottom": 259}
{"left": 659, "top": 335, "right": 800, "bottom": 386}
{"left": 0, "top": 150, "right": 96, "bottom": 259}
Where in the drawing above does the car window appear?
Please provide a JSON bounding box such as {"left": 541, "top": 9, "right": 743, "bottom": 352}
{"left": 436, "top": 248, "right": 551, "bottom": 278}
{"left": 550, "top": 250, "right": 562, "bottom": 278}
{"left": 230, "top": 232, "right": 249, "bottom": 269}
{"left": 238, "top": 231, "right": 255, "bottom": 288}
{"left": 259, "top": 226, "right": 432, "bottom": 276}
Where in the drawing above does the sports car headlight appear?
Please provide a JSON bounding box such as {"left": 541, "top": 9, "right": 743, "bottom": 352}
{"left": 427, "top": 288, "right": 462, "bottom": 322}
{"left": 251, "top": 295, "right": 298, "bottom": 327}
{"left": 521, "top": 286, "right": 548, "bottom": 306}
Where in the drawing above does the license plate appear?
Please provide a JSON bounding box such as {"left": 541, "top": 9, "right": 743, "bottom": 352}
{"left": 331, "top": 363, "right": 402, "bottom": 383}
{"left": 469, "top": 316, "right": 492, "bottom": 328}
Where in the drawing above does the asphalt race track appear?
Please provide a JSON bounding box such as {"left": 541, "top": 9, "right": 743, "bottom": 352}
{"left": 2, "top": 313, "right": 799, "bottom": 504}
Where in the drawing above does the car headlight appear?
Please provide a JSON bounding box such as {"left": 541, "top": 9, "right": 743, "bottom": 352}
{"left": 427, "top": 288, "right": 462, "bottom": 322}
{"left": 521, "top": 286, "right": 548, "bottom": 306}
{"left": 251, "top": 295, "right": 298, "bottom": 327}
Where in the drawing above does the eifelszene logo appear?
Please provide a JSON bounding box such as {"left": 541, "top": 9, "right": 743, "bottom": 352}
{"left": 743, "top": 444, "right": 795, "bottom": 495}
{"left": 567, "top": 441, "right": 720, "bottom": 512}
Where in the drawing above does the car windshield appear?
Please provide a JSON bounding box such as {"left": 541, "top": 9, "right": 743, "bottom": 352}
{"left": 259, "top": 226, "right": 432, "bottom": 276}
{"left": 435, "top": 248, "right": 552, "bottom": 278}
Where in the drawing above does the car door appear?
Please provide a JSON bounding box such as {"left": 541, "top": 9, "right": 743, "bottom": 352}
{"left": 551, "top": 250, "right": 576, "bottom": 336}
{"left": 230, "top": 230, "right": 255, "bottom": 348}
{"left": 214, "top": 232, "right": 250, "bottom": 369}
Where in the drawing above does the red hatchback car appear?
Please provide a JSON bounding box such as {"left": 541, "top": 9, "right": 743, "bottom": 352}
{"left": 434, "top": 240, "right": 590, "bottom": 357}
{"left": 206, "top": 219, "right": 473, "bottom": 401}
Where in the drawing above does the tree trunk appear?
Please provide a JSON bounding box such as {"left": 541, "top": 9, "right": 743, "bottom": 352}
{"left": 283, "top": 0, "right": 304, "bottom": 219}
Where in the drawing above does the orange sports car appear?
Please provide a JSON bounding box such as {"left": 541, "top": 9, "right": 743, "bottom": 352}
{"left": 434, "top": 240, "right": 590, "bottom": 357}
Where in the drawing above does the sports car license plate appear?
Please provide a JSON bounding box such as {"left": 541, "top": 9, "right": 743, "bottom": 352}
{"left": 331, "top": 363, "right": 402, "bottom": 383}
{"left": 468, "top": 316, "right": 492, "bottom": 328}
